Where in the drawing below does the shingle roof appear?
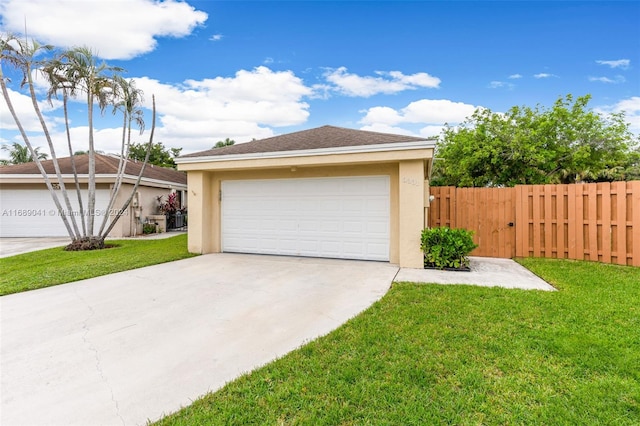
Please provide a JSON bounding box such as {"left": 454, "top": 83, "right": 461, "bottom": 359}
{"left": 182, "top": 125, "right": 433, "bottom": 158}
{"left": 0, "top": 153, "right": 187, "bottom": 185}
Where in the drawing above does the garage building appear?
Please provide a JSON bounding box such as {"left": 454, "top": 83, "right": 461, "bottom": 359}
{"left": 176, "top": 125, "right": 435, "bottom": 268}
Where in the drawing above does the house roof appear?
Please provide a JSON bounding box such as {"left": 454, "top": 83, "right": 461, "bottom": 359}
{"left": 0, "top": 153, "right": 187, "bottom": 185}
{"left": 181, "top": 125, "right": 434, "bottom": 159}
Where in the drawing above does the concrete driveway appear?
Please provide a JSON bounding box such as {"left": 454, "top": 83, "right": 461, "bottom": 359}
{"left": 1, "top": 253, "right": 399, "bottom": 426}
{"left": 0, "top": 233, "right": 186, "bottom": 258}
{"left": 0, "top": 237, "right": 70, "bottom": 258}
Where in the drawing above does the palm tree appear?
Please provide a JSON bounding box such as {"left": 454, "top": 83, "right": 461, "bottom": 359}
{"left": 56, "top": 47, "right": 123, "bottom": 239}
{"left": 43, "top": 56, "right": 88, "bottom": 236}
{"left": 102, "top": 94, "right": 157, "bottom": 238}
{"left": 99, "top": 77, "right": 146, "bottom": 236}
{"left": 1, "top": 142, "right": 48, "bottom": 164}
{"left": 0, "top": 34, "right": 78, "bottom": 238}
{"left": 2, "top": 35, "right": 158, "bottom": 249}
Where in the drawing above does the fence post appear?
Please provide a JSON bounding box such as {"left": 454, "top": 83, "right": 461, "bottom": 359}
{"left": 632, "top": 181, "right": 640, "bottom": 267}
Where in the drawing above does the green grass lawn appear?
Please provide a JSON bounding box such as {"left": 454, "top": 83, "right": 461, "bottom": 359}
{"left": 155, "top": 258, "right": 640, "bottom": 425}
{"left": 0, "top": 234, "right": 197, "bottom": 296}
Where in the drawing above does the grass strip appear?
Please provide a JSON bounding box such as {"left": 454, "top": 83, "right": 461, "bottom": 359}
{"left": 0, "top": 234, "right": 197, "bottom": 295}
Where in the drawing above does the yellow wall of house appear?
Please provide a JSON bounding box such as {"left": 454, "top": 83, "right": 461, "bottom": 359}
{"left": 181, "top": 147, "right": 434, "bottom": 267}
{"left": 186, "top": 171, "right": 215, "bottom": 253}
{"left": 398, "top": 160, "right": 426, "bottom": 268}
{"left": 185, "top": 159, "right": 432, "bottom": 267}
{"left": 108, "top": 184, "right": 175, "bottom": 237}
{"left": 0, "top": 181, "right": 185, "bottom": 238}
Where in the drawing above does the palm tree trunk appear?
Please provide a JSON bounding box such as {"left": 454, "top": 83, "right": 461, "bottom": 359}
{"left": 87, "top": 89, "right": 96, "bottom": 236}
{"left": 63, "top": 93, "right": 87, "bottom": 237}
{"left": 103, "top": 96, "right": 156, "bottom": 237}
{"left": 98, "top": 111, "right": 128, "bottom": 236}
{"left": 0, "top": 66, "right": 76, "bottom": 239}
{"left": 25, "top": 67, "right": 81, "bottom": 239}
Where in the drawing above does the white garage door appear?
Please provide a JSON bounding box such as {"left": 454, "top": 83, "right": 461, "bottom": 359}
{"left": 0, "top": 189, "right": 111, "bottom": 237}
{"left": 221, "top": 176, "right": 390, "bottom": 261}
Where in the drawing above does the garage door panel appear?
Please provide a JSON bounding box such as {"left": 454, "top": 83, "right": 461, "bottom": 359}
{"left": 367, "top": 243, "right": 388, "bottom": 257}
{"left": 367, "top": 197, "right": 388, "bottom": 210}
{"left": 225, "top": 237, "right": 259, "bottom": 251}
{"left": 343, "top": 241, "right": 365, "bottom": 254}
{"left": 262, "top": 219, "right": 278, "bottom": 230}
{"left": 298, "top": 239, "right": 319, "bottom": 251}
{"left": 0, "top": 189, "right": 111, "bottom": 237}
{"left": 318, "top": 199, "right": 340, "bottom": 212}
{"left": 299, "top": 220, "right": 319, "bottom": 232}
{"left": 342, "top": 221, "right": 363, "bottom": 233}
{"left": 367, "top": 220, "right": 388, "bottom": 233}
{"left": 342, "top": 199, "right": 363, "bottom": 212}
{"left": 319, "top": 240, "right": 340, "bottom": 253}
{"left": 222, "top": 176, "right": 389, "bottom": 261}
{"left": 320, "top": 221, "right": 340, "bottom": 232}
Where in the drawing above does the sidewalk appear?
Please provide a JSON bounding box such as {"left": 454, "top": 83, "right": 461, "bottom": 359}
{"left": 395, "top": 257, "right": 555, "bottom": 291}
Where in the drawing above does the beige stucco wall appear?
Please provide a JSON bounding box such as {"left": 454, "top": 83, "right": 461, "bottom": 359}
{"left": 0, "top": 182, "right": 182, "bottom": 238}
{"left": 106, "top": 184, "right": 172, "bottom": 237}
{"left": 182, "top": 148, "right": 433, "bottom": 268}
{"left": 398, "top": 160, "right": 426, "bottom": 268}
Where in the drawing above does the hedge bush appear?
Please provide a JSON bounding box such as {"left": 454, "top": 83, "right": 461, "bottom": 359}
{"left": 420, "top": 227, "right": 478, "bottom": 270}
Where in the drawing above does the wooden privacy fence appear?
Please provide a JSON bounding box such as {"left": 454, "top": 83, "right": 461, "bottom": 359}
{"left": 429, "top": 181, "right": 640, "bottom": 266}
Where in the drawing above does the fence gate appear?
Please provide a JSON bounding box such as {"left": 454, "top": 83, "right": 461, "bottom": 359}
{"left": 429, "top": 187, "right": 516, "bottom": 258}
{"left": 428, "top": 182, "right": 640, "bottom": 266}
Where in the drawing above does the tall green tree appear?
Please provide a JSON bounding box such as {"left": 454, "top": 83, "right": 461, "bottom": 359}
{"left": 1, "top": 142, "right": 48, "bottom": 164}
{"left": 128, "top": 142, "right": 182, "bottom": 168}
{"left": 214, "top": 138, "right": 235, "bottom": 148}
{"left": 432, "top": 94, "right": 639, "bottom": 187}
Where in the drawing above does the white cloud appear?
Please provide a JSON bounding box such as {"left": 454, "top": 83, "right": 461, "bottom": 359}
{"left": 360, "top": 123, "right": 449, "bottom": 140}
{"left": 508, "top": 74, "right": 522, "bottom": 79}
{"left": 596, "top": 59, "right": 630, "bottom": 69}
{"left": 359, "top": 124, "right": 419, "bottom": 136}
{"left": 419, "top": 125, "right": 446, "bottom": 138}
{"left": 129, "top": 66, "right": 313, "bottom": 152}
{"left": 488, "top": 81, "right": 514, "bottom": 90}
{"left": 588, "top": 75, "right": 626, "bottom": 84}
{"left": 533, "top": 73, "right": 557, "bottom": 79}
{"left": 1, "top": 126, "right": 131, "bottom": 162}
{"left": 323, "top": 67, "right": 441, "bottom": 97}
{"left": 2, "top": 66, "right": 315, "bottom": 155}
{"left": 0, "top": 0, "right": 207, "bottom": 60}
{"left": 0, "top": 88, "right": 42, "bottom": 132}
{"left": 0, "top": 87, "right": 62, "bottom": 132}
{"left": 358, "top": 106, "right": 402, "bottom": 126}
{"left": 595, "top": 96, "right": 640, "bottom": 133}
{"left": 209, "top": 34, "right": 223, "bottom": 42}
{"left": 401, "top": 99, "right": 476, "bottom": 124}
{"left": 360, "top": 99, "right": 476, "bottom": 137}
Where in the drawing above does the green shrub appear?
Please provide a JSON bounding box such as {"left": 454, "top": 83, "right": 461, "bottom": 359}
{"left": 420, "top": 227, "right": 478, "bottom": 269}
{"left": 143, "top": 223, "right": 157, "bottom": 234}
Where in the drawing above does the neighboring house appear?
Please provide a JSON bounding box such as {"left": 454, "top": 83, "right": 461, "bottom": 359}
{"left": 0, "top": 154, "right": 187, "bottom": 238}
{"left": 176, "top": 125, "right": 435, "bottom": 268}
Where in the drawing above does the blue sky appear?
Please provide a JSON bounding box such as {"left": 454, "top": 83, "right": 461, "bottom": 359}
{"left": 1, "top": 1, "right": 638, "bottom": 158}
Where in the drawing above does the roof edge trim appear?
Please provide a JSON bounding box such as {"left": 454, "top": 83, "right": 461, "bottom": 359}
{"left": 0, "top": 174, "right": 187, "bottom": 188}
{"left": 176, "top": 139, "right": 436, "bottom": 164}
